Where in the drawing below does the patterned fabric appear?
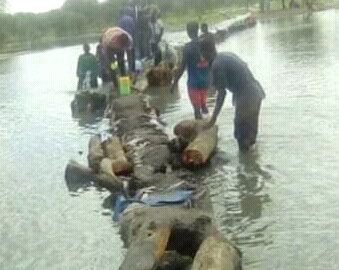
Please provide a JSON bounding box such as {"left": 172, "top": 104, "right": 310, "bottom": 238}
{"left": 188, "top": 88, "right": 208, "bottom": 106}
{"left": 101, "top": 27, "right": 133, "bottom": 50}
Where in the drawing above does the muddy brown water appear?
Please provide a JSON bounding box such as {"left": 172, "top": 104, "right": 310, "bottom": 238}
{"left": 0, "top": 10, "right": 338, "bottom": 269}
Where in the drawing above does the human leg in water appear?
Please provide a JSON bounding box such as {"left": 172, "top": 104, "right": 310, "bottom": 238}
{"left": 189, "top": 88, "right": 209, "bottom": 119}
{"left": 193, "top": 105, "right": 203, "bottom": 119}
{"left": 234, "top": 93, "right": 262, "bottom": 152}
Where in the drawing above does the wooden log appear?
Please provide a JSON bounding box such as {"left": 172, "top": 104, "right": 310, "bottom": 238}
{"left": 191, "top": 235, "right": 241, "bottom": 270}
{"left": 183, "top": 126, "right": 218, "bottom": 166}
{"left": 87, "top": 135, "right": 104, "bottom": 173}
{"left": 103, "top": 137, "right": 133, "bottom": 175}
{"left": 119, "top": 225, "right": 171, "bottom": 270}
{"left": 174, "top": 119, "right": 209, "bottom": 142}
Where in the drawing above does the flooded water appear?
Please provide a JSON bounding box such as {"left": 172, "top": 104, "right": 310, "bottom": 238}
{"left": 0, "top": 10, "right": 338, "bottom": 270}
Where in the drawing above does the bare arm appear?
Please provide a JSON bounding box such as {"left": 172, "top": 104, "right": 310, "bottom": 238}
{"left": 173, "top": 49, "right": 187, "bottom": 84}
{"left": 76, "top": 56, "right": 81, "bottom": 77}
{"left": 170, "top": 47, "right": 187, "bottom": 92}
{"left": 158, "top": 27, "right": 164, "bottom": 43}
{"left": 210, "top": 88, "right": 227, "bottom": 125}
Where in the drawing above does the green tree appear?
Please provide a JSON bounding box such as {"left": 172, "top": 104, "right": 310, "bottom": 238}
{"left": 0, "top": 0, "right": 6, "bottom": 12}
{"left": 63, "top": 0, "right": 98, "bottom": 9}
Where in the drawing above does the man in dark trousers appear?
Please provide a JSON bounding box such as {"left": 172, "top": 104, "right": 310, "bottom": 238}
{"left": 201, "top": 39, "right": 266, "bottom": 151}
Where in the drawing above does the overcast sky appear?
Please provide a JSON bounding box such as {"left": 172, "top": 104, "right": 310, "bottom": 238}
{"left": 8, "top": 0, "right": 106, "bottom": 14}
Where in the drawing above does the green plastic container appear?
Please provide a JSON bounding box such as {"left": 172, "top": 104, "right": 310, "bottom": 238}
{"left": 119, "top": 76, "right": 131, "bottom": 96}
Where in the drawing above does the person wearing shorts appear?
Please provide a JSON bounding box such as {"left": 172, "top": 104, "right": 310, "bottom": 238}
{"left": 170, "top": 21, "right": 210, "bottom": 119}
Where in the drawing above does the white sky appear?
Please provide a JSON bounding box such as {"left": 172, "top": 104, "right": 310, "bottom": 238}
{"left": 8, "top": 0, "right": 107, "bottom": 14}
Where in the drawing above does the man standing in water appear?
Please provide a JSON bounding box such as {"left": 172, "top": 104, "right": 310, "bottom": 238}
{"left": 76, "top": 44, "right": 98, "bottom": 90}
{"left": 201, "top": 39, "right": 266, "bottom": 151}
{"left": 200, "top": 23, "right": 215, "bottom": 47}
{"left": 170, "top": 21, "right": 210, "bottom": 119}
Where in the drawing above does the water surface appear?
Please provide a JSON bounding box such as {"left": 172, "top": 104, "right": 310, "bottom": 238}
{"left": 0, "top": 10, "right": 338, "bottom": 270}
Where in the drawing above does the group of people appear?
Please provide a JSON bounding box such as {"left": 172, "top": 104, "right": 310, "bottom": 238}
{"left": 77, "top": 10, "right": 266, "bottom": 152}
{"left": 76, "top": 0, "right": 165, "bottom": 91}
{"left": 171, "top": 21, "right": 266, "bottom": 152}
{"left": 76, "top": 29, "right": 133, "bottom": 91}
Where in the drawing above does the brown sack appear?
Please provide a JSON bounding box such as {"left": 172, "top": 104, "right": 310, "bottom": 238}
{"left": 87, "top": 135, "right": 104, "bottom": 173}
{"left": 183, "top": 126, "right": 218, "bottom": 166}
{"left": 103, "top": 137, "right": 133, "bottom": 175}
{"left": 100, "top": 158, "right": 117, "bottom": 179}
{"left": 174, "top": 119, "right": 209, "bottom": 142}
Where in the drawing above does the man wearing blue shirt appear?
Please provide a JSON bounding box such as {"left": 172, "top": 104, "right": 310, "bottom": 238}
{"left": 171, "top": 21, "right": 210, "bottom": 119}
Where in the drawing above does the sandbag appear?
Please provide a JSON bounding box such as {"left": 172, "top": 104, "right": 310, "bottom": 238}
{"left": 183, "top": 126, "right": 218, "bottom": 166}
{"left": 100, "top": 158, "right": 118, "bottom": 180}
{"left": 146, "top": 66, "right": 173, "bottom": 87}
{"left": 191, "top": 235, "right": 241, "bottom": 270}
{"left": 174, "top": 119, "right": 209, "bottom": 142}
{"left": 112, "top": 95, "right": 150, "bottom": 120}
{"left": 87, "top": 135, "right": 104, "bottom": 173}
{"left": 119, "top": 225, "right": 171, "bottom": 270}
{"left": 72, "top": 91, "right": 107, "bottom": 113}
{"left": 103, "top": 137, "right": 133, "bottom": 175}
{"left": 65, "top": 160, "right": 123, "bottom": 192}
{"left": 96, "top": 173, "right": 123, "bottom": 192}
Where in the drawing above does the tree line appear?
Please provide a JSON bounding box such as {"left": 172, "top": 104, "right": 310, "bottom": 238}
{"left": 0, "top": 0, "right": 258, "bottom": 48}
{"left": 0, "top": 0, "right": 328, "bottom": 49}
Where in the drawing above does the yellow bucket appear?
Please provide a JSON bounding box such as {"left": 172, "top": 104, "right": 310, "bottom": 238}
{"left": 119, "top": 76, "right": 131, "bottom": 96}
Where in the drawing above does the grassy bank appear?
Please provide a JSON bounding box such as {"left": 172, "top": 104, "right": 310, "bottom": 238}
{"left": 0, "top": 33, "right": 101, "bottom": 54}
{"left": 0, "top": 0, "right": 336, "bottom": 55}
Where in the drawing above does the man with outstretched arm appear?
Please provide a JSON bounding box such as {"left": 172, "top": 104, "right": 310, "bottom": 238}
{"left": 201, "top": 39, "right": 266, "bottom": 151}
{"left": 170, "top": 21, "right": 210, "bottom": 119}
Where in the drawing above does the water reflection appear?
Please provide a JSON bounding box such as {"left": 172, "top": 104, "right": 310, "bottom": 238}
{"left": 238, "top": 150, "right": 271, "bottom": 220}
{"left": 206, "top": 148, "right": 273, "bottom": 250}
{"left": 0, "top": 10, "right": 337, "bottom": 270}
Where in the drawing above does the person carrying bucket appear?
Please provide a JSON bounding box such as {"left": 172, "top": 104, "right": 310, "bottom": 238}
{"left": 101, "top": 27, "right": 134, "bottom": 95}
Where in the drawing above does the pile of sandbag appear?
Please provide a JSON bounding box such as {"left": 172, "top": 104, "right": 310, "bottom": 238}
{"left": 87, "top": 135, "right": 132, "bottom": 190}
{"left": 71, "top": 91, "right": 107, "bottom": 114}
{"left": 65, "top": 93, "right": 242, "bottom": 270}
